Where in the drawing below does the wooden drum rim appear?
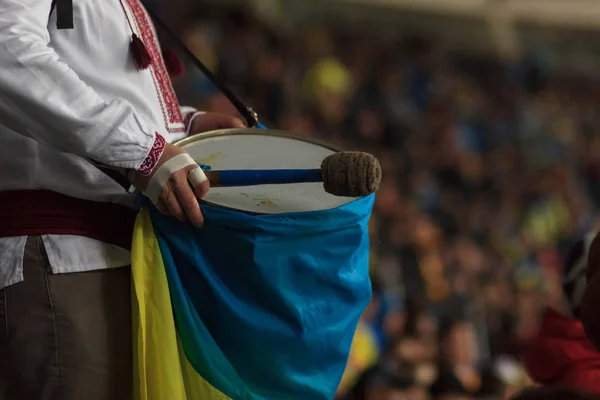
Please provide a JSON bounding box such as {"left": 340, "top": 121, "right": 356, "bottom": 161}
{"left": 175, "top": 128, "right": 342, "bottom": 153}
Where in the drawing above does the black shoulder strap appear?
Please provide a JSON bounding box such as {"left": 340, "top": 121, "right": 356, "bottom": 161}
{"left": 49, "top": 0, "right": 74, "bottom": 30}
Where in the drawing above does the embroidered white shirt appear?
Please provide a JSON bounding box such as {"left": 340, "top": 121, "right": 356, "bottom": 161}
{"left": 0, "top": 0, "right": 199, "bottom": 289}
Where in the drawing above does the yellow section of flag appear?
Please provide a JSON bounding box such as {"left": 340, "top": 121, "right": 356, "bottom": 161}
{"left": 131, "top": 208, "right": 231, "bottom": 400}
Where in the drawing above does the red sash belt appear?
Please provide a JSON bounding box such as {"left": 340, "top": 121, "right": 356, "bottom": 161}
{"left": 0, "top": 190, "right": 136, "bottom": 250}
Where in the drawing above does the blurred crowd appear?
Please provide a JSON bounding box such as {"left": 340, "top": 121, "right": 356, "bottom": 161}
{"left": 171, "top": 4, "right": 600, "bottom": 399}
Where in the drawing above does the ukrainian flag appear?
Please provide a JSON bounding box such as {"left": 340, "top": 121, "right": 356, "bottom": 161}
{"left": 131, "top": 194, "right": 374, "bottom": 400}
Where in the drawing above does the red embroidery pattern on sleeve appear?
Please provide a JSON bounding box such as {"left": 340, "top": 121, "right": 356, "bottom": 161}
{"left": 137, "top": 133, "right": 165, "bottom": 176}
{"left": 126, "top": 0, "right": 184, "bottom": 133}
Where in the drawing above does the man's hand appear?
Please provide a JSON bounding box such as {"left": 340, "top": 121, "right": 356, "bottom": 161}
{"left": 133, "top": 142, "right": 209, "bottom": 226}
{"left": 188, "top": 112, "right": 245, "bottom": 134}
{"left": 129, "top": 112, "right": 244, "bottom": 226}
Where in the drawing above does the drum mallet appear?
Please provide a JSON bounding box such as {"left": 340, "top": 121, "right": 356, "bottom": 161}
{"left": 203, "top": 151, "right": 382, "bottom": 197}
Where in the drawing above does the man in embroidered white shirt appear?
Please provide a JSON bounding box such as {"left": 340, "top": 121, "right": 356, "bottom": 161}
{"left": 0, "top": 0, "right": 244, "bottom": 399}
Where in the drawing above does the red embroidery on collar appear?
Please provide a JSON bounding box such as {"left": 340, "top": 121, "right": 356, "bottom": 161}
{"left": 137, "top": 133, "right": 166, "bottom": 176}
{"left": 125, "top": 0, "right": 184, "bottom": 133}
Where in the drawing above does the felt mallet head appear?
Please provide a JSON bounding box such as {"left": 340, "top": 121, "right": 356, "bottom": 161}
{"left": 321, "top": 151, "right": 382, "bottom": 197}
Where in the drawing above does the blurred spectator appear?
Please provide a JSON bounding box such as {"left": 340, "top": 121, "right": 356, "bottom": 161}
{"left": 511, "top": 387, "right": 600, "bottom": 400}
{"left": 429, "top": 318, "right": 505, "bottom": 399}
{"left": 352, "top": 364, "right": 429, "bottom": 400}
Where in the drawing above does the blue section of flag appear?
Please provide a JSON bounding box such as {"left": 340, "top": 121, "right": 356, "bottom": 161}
{"left": 147, "top": 195, "right": 374, "bottom": 400}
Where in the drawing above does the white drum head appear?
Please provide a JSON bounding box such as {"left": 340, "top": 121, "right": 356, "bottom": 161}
{"left": 176, "top": 129, "right": 358, "bottom": 214}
